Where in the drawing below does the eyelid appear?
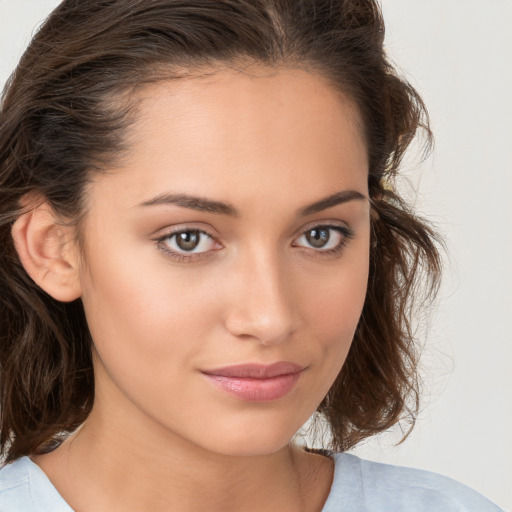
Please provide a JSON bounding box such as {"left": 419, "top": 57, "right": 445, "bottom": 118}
{"left": 151, "top": 221, "right": 220, "bottom": 238}
{"left": 294, "top": 219, "right": 351, "bottom": 236}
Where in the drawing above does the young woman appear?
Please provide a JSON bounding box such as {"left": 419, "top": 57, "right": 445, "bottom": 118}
{"left": 0, "top": 1, "right": 504, "bottom": 511}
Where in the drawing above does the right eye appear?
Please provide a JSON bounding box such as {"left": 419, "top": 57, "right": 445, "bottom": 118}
{"left": 156, "top": 228, "right": 222, "bottom": 261}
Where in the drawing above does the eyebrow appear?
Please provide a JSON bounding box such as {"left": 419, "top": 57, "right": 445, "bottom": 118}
{"left": 138, "top": 189, "right": 366, "bottom": 217}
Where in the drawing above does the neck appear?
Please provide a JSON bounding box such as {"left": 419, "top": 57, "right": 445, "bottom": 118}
{"left": 32, "top": 409, "right": 331, "bottom": 512}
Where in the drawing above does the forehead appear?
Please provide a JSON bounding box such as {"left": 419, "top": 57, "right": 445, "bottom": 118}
{"left": 130, "top": 64, "right": 366, "bottom": 156}
{"left": 92, "top": 65, "right": 368, "bottom": 213}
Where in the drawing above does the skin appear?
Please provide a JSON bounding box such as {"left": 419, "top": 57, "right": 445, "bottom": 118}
{"left": 29, "top": 64, "right": 371, "bottom": 512}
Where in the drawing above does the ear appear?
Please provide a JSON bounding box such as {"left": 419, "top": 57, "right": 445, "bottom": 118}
{"left": 11, "top": 199, "right": 82, "bottom": 302}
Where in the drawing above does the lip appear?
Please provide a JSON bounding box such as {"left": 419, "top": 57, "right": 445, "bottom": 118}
{"left": 201, "top": 362, "right": 305, "bottom": 402}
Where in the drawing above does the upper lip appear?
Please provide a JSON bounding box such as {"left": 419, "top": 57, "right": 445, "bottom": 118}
{"left": 202, "top": 361, "right": 305, "bottom": 379}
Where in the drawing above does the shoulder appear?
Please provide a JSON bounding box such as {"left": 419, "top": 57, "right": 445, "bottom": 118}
{"left": 323, "top": 452, "right": 505, "bottom": 512}
{"left": 0, "top": 457, "right": 35, "bottom": 511}
{"left": 0, "top": 456, "right": 71, "bottom": 511}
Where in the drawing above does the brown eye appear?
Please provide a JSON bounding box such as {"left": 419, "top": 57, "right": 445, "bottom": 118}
{"left": 294, "top": 224, "right": 354, "bottom": 253}
{"left": 175, "top": 231, "right": 200, "bottom": 251}
{"left": 159, "top": 229, "right": 218, "bottom": 255}
{"left": 305, "top": 227, "right": 331, "bottom": 248}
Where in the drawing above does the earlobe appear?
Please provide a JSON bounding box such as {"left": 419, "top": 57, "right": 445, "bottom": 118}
{"left": 11, "top": 201, "right": 82, "bottom": 302}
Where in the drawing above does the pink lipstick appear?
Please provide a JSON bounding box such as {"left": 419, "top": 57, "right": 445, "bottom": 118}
{"left": 201, "top": 362, "right": 304, "bottom": 402}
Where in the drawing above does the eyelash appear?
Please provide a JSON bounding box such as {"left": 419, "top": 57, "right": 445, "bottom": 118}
{"left": 155, "top": 224, "right": 354, "bottom": 263}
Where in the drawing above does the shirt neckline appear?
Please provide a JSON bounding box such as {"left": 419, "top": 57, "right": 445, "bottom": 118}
{"left": 17, "top": 450, "right": 351, "bottom": 511}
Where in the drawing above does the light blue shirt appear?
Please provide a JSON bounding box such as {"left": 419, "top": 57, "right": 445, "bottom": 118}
{"left": 0, "top": 452, "right": 504, "bottom": 511}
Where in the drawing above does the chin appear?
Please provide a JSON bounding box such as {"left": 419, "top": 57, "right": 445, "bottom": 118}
{"left": 187, "top": 416, "right": 302, "bottom": 458}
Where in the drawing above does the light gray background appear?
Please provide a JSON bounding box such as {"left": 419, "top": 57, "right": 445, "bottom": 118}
{"left": 1, "top": 1, "right": 510, "bottom": 509}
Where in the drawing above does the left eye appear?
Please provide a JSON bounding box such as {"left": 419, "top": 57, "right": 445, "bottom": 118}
{"left": 160, "top": 230, "right": 217, "bottom": 254}
{"left": 294, "top": 226, "right": 349, "bottom": 251}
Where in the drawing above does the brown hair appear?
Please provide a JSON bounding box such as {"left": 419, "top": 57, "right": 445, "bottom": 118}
{"left": 0, "top": 0, "right": 441, "bottom": 463}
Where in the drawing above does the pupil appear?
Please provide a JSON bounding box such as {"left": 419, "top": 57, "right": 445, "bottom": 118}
{"left": 307, "top": 228, "right": 329, "bottom": 248}
{"left": 176, "top": 231, "right": 200, "bottom": 251}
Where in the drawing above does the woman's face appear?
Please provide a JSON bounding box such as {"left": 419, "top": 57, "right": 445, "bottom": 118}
{"left": 78, "top": 65, "right": 370, "bottom": 456}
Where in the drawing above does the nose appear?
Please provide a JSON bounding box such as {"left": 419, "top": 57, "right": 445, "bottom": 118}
{"left": 223, "top": 248, "right": 297, "bottom": 346}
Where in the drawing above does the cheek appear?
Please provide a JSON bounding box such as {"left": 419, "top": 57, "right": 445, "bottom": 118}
{"left": 79, "top": 237, "right": 219, "bottom": 376}
{"left": 310, "top": 274, "right": 367, "bottom": 333}
{"left": 79, "top": 244, "right": 222, "bottom": 430}
{"left": 301, "top": 248, "right": 370, "bottom": 373}
{"left": 305, "top": 249, "right": 369, "bottom": 335}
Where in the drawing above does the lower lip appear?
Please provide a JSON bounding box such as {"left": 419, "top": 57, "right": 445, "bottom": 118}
{"left": 202, "top": 372, "right": 302, "bottom": 402}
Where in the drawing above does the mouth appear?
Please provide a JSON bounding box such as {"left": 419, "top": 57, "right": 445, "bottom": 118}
{"left": 201, "top": 362, "right": 305, "bottom": 402}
